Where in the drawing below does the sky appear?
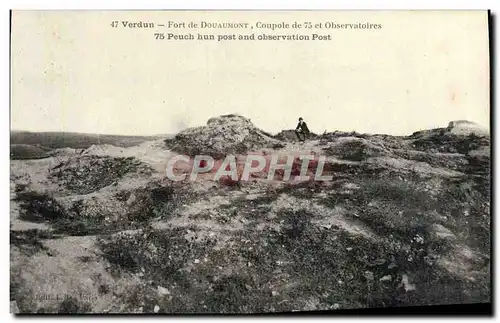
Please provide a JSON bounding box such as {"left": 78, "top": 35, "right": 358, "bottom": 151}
{"left": 11, "top": 10, "right": 490, "bottom": 136}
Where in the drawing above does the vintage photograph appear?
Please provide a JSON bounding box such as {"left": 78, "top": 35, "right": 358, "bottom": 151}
{"left": 9, "top": 10, "right": 491, "bottom": 314}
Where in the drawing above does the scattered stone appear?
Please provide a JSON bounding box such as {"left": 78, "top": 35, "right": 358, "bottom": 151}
{"left": 431, "top": 224, "right": 456, "bottom": 240}
{"left": 332, "top": 303, "right": 340, "bottom": 310}
{"left": 272, "top": 291, "right": 279, "bottom": 297}
{"left": 346, "top": 247, "right": 353, "bottom": 251}
{"left": 364, "top": 271, "right": 374, "bottom": 281}
{"left": 401, "top": 274, "right": 416, "bottom": 292}
{"left": 379, "top": 275, "right": 392, "bottom": 282}
{"left": 194, "top": 259, "right": 200, "bottom": 264}
{"left": 343, "top": 183, "right": 360, "bottom": 190}
{"left": 245, "top": 194, "right": 259, "bottom": 200}
{"left": 10, "top": 301, "right": 19, "bottom": 314}
{"left": 154, "top": 305, "right": 160, "bottom": 313}
{"left": 368, "top": 258, "right": 386, "bottom": 266}
{"left": 414, "top": 234, "right": 424, "bottom": 244}
{"left": 459, "top": 247, "right": 475, "bottom": 260}
{"left": 423, "top": 255, "right": 436, "bottom": 266}
{"left": 157, "top": 286, "right": 170, "bottom": 295}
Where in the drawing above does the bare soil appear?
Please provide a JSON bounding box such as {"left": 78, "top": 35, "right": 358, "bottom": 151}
{"left": 10, "top": 123, "right": 490, "bottom": 314}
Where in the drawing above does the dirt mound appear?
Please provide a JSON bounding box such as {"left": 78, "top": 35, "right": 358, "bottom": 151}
{"left": 48, "top": 156, "right": 153, "bottom": 194}
{"left": 66, "top": 181, "right": 176, "bottom": 234}
{"left": 319, "top": 131, "right": 368, "bottom": 144}
{"left": 447, "top": 120, "right": 489, "bottom": 136}
{"left": 323, "top": 137, "right": 391, "bottom": 161}
{"left": 165, "top": 114, "right": 283, "bottom": 158}
{"left": 393, "top": 150, "right": 468, "bottom": 171}
{"left": 10, "top": 144, "right": 53, "bottom": 160}
{"left": 274, "top": 130, "right": 318, "bottom": 142}
{"left": 410, "top": 132, "right": 489, "bottom": 154}
{"left": 14, "top": 181, "right": 177, "bottom": 236}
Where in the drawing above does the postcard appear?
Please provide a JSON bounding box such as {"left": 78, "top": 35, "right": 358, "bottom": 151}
{"left": 10, "top": 10, "right": 491, "bottom": 314}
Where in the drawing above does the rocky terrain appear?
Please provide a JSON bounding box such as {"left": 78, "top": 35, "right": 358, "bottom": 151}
{"left": 10, "top": 115, "right": 490, "bottom": 314}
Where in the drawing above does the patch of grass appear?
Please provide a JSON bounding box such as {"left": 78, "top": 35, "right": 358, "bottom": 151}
{"left": 214, "top": 193, "right": 279, "bottom": 222}
{"left": 122, "top": 185, "right": 176, "bottom": 222}
{"left": 113, "top": 183, "right": 179, "bottom": 222}
{"left": 97, "top": 209, "right": 488, "bottom": 313}
{"left": 435, "top": 177, "right": 490, "bottom": 251}
{"left": 393, "top": 149, "right": 469, "bottom": 171}
{"left": 10, "top": 229, "right": 56, "bottom": 256}
{"left": 77, "top": 256, "right": 94, "bottom": 263}
{"left": 322, "top": 178, "right": 439, "bottom": 240}
{"left": 97, "top": 284, "right": 111, "bottom": 296}
{"left": 98, "top": 231, "right": 150, "bottom": 272}
{"left": 411, "top": 132, "right": 489, "bottom": 154}
{"left": 278, "top": 209, "right": 312, "bottom": 240}
{"left": 265, "top": 220, "right": 485, "bottom": 309}
{"left": 14, "top": 191, "right": 106, "bottom": 236}
{"left": 219, "top": 175, "right": 242, "bottom": 188}
{"left": 14, "top": 191, "right": 68, "bottom": 223}
{"left": 97, "top": 227, "right": 284, "bottom": 313}
{"left": 313, "top": 173, "right": 489, "bottom": 306}
{"left": 276, "top": 180, "right": 330, "bottom": 199}
{"left": 14, "top": 183, "right": 29, "bottom": 194}
{"left": 326, "top": 139, "right": 387, "bottom": 161}
{"left": 57, "top": 296, "right": 92, "bottom": 314}
{"left": 10, "top": 274, "right": 37, "bottom": 314}
{"left": 98, "top": 227, "right": 216, "bottom": 282}
{"left": 52, "top": 217, "right": 105, "bottom": 236}
{"left": 361, "top": 179, "right": 431, "bottom": 207}
{"left": 201, "top": 274, "right": 273, "bottom": 313}
{"left": 60, "top": 194, "right": 167, "bottom": 236}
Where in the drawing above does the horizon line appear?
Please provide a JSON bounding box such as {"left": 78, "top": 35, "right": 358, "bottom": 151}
{"left": 10, "top": 119, "right": 490, "bottom": 138}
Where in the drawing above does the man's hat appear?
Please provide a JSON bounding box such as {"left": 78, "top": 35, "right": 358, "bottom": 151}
{"left": 299, "top": 117, "right": 303, "bottom": 121}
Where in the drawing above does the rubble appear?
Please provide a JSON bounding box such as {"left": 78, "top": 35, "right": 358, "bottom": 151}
{"left": 274, "top": 129, "right": 319, "bottom": 142}
{"left": 165, "top": 114, "right": 283, "bottom": 158}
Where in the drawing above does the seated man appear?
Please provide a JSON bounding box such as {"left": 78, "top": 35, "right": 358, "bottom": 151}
{"left": 295, "top": 117, "right": 310, "bottom": 142}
